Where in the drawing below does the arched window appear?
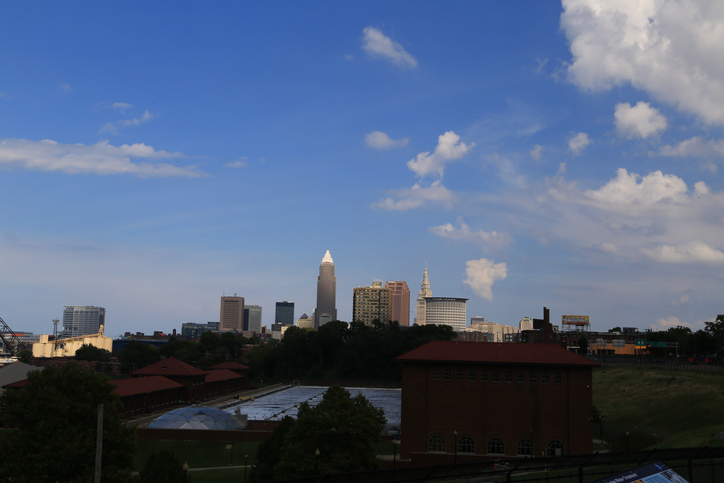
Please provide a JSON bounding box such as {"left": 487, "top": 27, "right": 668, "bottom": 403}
{"left": 546, "top": 440, "right": 563, "bottom": 456}
{"left": 517, "top": 439, "right": 533, "bottom": 456}
{"left": 428, "top": 434, "right": 446, "bottom": 453}
{"left": 458, "top": 436, "right": 475, "bottom": 454}
{"left": 487, "top": 437, "right": 505, "bottom": 455}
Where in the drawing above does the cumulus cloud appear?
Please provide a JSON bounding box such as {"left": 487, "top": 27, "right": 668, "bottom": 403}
{"left": 641, "top": 241, "right": 724, "bottom": 264}
{"left": 660, "top": 137, "right": 724, "bottom": 157}
{"left": 111, "top": 102, "right": 132, "bottom": 112}
{"left": 568, "top": 132, "right": 590, "bottom": 155}
{"left": 0, "top": 138, "right": 203, "bottom": 177}
{"left": 374, "top": 181, "right": 455, "bottom": 211}
{"left": 561, "top": 0, "right": 724, "bottom": 126}
{"left": 365, "top": 131, "right": 409, "bottom": 150}
{"left": 429, "top": 217, "right": 513, "bottom": 252}
{"left": 614, "top": 102, "right": 667, "bottom": 138}
{"left": 650, "top": 316, "right": 693, "bottom": 330}
{"left": 101, "top": 110, "right": 155, "bottom": 134}
{"left": 463, "top": 258, "right": 507, "bottom": 301}
{"left": 530, "top": 144, "right": 544, "bottom": 160}
{"left": 226, "top": 158, "right": 248, "bottom": 168}
{"left": 584, "top": 168, "right": 690, "bottom": 208}
{"left": 362, "top": 27, "right": 418, "bottom": 68}
{"left": 407, "top": 131, "right": 474, "bottom": 179}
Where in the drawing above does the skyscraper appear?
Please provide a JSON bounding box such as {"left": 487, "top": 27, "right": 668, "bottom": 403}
{"left": 244, "top": 305, "right": 262, "bottom": 333}
{"left": 61, "top": 306, "right": 106, "bottom": 337}
{"left": 314, "top": 250, "right": 337, "bottom": 329}
{"left": 415, "top": 268, "right": 432, "bottom": 325}
{"left": 220, "top": 296, "right": 244, "bottom": 332}
{"left": 275, "top": 301, "right": 295, "bottom": 326}
{"left": 353, "top": 280, "right": 391, "bottom": 325}
{"left": 385, "top": 281, "right": 410, "bottom": 326}
{"left": 424, "top": 297, "right": 468, "bottom": 331}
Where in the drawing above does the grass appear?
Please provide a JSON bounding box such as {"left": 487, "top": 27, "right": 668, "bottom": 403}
{"left": 593, "top": 366, "right": 724, "bottom": 450}
{"left": 135, "top": 439, "right": 259, "bottom": 470}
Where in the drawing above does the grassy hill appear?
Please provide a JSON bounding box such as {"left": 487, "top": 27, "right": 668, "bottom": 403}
{"left": 593, "top": 365, "right": 724, "bottom": 450}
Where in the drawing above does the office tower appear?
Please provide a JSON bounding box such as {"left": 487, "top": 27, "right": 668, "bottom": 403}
{"left": 353, "top": 281, "right": 391, "bottom": 325}
{"left": 385, "top": 281, "right": 410, "bottom": 326}
{"left": 275, "top": 301, "right": 295, "bottom": 326}
{"left": 520, "top": 317, "right": 533, "bottom": 331}
{"left": 244, "top": 305, "right": 262, "bottom": 333}
{"left": 424, "top": 297, "right": 468, "bottom": 331}
{"left": 296, "top": 313, "right": 313, "bottom": 329}
{"left": 415, "top": 267, "right": 432, "bottom": 325}
{"left": 61, "top": 306, "right": 106, "bottom": 337}
{"left": 181, "top": 322, "right": 220, "bottom": 339}
{"left": 220, "top": 296, "right": 244, "bottom": 332}
{"left": 314, "top": 250, "right": 337, "bottom": 329}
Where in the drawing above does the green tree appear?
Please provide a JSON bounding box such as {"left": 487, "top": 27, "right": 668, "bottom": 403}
{"left": 76, "top": 344, "right": 112, "bottom": 362}
{"left": 118, "top": 340, "right": 161, "bottom": 373}
{"left": 16, "top": 348, "right": 32, "bottom": 364}
{"left": 0, "top": 363, "right": 136, "bottom": 483}
{"left": 139, "top": 450, "right": 184, "bottom": 483}
{"left": 704, "top": 314, "right": 724, "bottom": 354}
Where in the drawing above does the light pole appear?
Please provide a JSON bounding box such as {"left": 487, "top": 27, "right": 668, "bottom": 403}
{"left": 315, "top": 448, "right": 320, "bottom": 474}
{"left": 183, "top": 462, "right": 189, "bottom": 483}
{"left": 392, "top": 439, "right": 400, "bottom": 471}
{"left": 625, "top": 431, "right": 630, "bottom": 452}
{"left": 453, "top": 430, "right": 458, "bottom": 465}
{"left": 244, "top": 454, "right": 248, "bottom": 483}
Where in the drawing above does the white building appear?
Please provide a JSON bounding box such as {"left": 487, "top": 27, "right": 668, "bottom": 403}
{"left": 520, "top": 316, "right": 533, "bottom": 331}
{"left": 415, "top": 267, "right": 432, "bottom": 325}
{"left": 424, "top": 297, "right": 468, "bottom": 332}
{"left": 468, "top": 318, "right": 518, "bottom": 342}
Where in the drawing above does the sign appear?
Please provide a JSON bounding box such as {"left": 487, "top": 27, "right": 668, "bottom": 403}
{"left": 562, "top": 315, "right": 589, "bottom": 326}
{"left": 594, "top": 461, "right": 689, "bottom": 483}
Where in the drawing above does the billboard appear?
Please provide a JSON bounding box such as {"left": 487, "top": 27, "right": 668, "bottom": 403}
{"left": 594, "top": 461, "right": 689, "bottom": 483}
{"left": 562, "top": 315, "right": 589, "bottom": 326}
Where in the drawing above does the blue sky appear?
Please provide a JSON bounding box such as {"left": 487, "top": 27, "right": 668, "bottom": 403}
{"left": 2, "top": 1, "right": 723, "bottom": 337}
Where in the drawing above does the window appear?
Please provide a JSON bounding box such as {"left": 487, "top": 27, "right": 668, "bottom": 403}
{"left": 468, "top": 370, "right": 475, "bottom": 381}
{"left": 480, "top": 371, "right": 488, "bottom": 382}
{"left": 505, "top": 370, "right": 512, "bottom": 383}
{"left": 444, "top": 369, "right": 451, "bottom": 381}
{"left": 517, "top": 371, "right": 525, "bottom": 383}
{"left": 542, "top": 371, "right": 549, "bottom": 384}
{"left": 456, "top": 369, "right": 463, "bottom": 381}
{"left": 546, "top": 440, "right": 563, "bottom": 457}
{"left": 554, "top": 372, "right": 562, "bottom": 384}
{"left": 487, "top": 437, "right": 505, "bottom": 455}
{"left": 432, "top": 369, "right": 439, "bottom": 381}
{"left": 492, "top": 371, "right": 500, "bottom": 382}
{"left": 517, "top": 439, "right": 533, "bottom": 456}
{"left": 458, "top": 436, "right": 475, "bottom": 454}
{"left": 428, "top": 434, "right": 446, "bottom": 453}
{"left": 529, "top": 371, "right": 537, "bottom": 383}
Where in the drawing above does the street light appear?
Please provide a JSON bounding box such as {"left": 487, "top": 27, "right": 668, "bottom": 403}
{"left": 244, "top": 454, "right": 248, "bottom": 483}
{"left": 453, "top": 430, "right": 458, "bottom": 465}
{"left": 182, "top": 462, "right": 189, "bottom": 483}
{"left": 392, "top": 439, "right": 400, "bottom": 471}
{"left": 315, "top": 448, "right": 320, "bottom": 473}
{"left": 625, "top": 431, "right": 630, "bottom": 452}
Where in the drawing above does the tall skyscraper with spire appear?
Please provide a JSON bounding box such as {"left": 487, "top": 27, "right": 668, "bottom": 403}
{"left": 314, "top": 250, "right": 337, "bottom": 329}
{"left": 416, "top": 267, "right": 432, "bottom": 325}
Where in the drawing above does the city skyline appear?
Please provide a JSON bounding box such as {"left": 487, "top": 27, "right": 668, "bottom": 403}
{"left": 2, "top": 2, "right": 723, "bottom": 336}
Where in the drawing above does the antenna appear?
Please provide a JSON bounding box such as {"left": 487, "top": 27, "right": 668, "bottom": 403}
{"left": 52, "top": 318, "right": 59, "bottom": 340}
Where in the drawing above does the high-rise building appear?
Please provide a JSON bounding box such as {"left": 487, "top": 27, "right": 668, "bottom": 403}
{"left": 520, "top": 317, "right": 533, "bottom": 331}
{"left": 385, "top": 281, "right": 410, "bottom": 326}
{"left": 61, "top": 306, "right": 106, "bottom": 338}
{"left": 314, "top": 250, "right": 337, "bottom": 329}
{"left": 275, "top": 301, "right": 295, "bottom": 326}
{"left": 220, "top": 296, "right": 244, "bottom": 332}
{"left": 181, "top": 322, "right": 220, "bottom": 339}
{"left": 244, "top": 305, "right": 262, "bottom": 333}
{"left": 424, "top": 297, "right": 468, "bottom": 331}
{"left": 353, "top": 280, "right": 391, "bottom": 325}
{"left": 415, "top": 268, "right": 432, "bottom": 325}
{"left": 296, "top": 313, "right": 313, "bottom": 329}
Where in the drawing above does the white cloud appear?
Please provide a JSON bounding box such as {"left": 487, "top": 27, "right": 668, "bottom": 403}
{"left": 561, "top": 0, "right": 724, "bottom": 126}
{"left": 101, "top": 110, "right": 155, "bottom": 134}
{"left": 568, "top": 132, "right": 590, "bottom": 155}
{"left": 59, "top": 83, "right": 72, "bottom": 93}
{"left": 650, "top": 316, "right": 693, "bottom": 330}
{"left": 373, "top": 181, "right": 455, "bottom": 211}
{"left": 226, "top": 158, "right": 248, "bottom": 168}
{"left": 641, "top": 241, "right": 724, "bottom": 264}
{"left": 463, "top": 258, "right": 507, "bottom": 301}
{"left": 365, "top": 131, "right": 409, "bottom": 150}
{"left": 530, "top": 144, "right": 544, "bottom": 160}
{"left": 584, "top": 168, "right": 690, "bottom": 208}
{"left": 429, "top": 217, "right": 513, "bottom": 252}
{"left": 407, "top": 131, "right": 474, "bottom": 179}
{"left": 111, "top": 102, "right": 132, "bottom": 112}
{"left": 614, "top": 102, "right": 667, "bottom": 138}
{"left": 0, "top": 138, "right": 204, "bottom": 177}
{"left": 362, "top": 27, "right": 418, "bottom": 68}
{"left": 660, "top": 137, "right": 724, "bottom": 158}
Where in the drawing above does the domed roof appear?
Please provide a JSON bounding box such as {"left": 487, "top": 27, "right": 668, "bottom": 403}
{"left": 148, "top": 405, "right": 242, "bottom": 430}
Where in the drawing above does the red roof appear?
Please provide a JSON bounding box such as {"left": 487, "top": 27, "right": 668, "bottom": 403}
{"left": 397, "top": 341, "right": 598, "bottom": 367}
{"left": 205, "top": 368, "right": 243, "bottom": 383}
{"left": 112, "top": 376, "right": 184, "bottom": 397}
{"left": 131, "top": 357, "right": 208, "bottom": 377}
{"left": 209, "top": 361, "right": 250, "bottom": 371}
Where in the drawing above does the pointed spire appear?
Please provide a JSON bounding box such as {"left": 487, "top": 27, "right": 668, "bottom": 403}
{"left": 419, "top": 267, "right": 432, "bottom": 298}
{"left": 321, "top": 250, "right": 334, "bottom": 264}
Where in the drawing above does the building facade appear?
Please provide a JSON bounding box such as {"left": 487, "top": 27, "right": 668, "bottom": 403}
{"left": 244, "top": 305, "right": 262, "bottom": 333}
{"left": 296, "top": 313, "right": 313, "bottom": 329}
{"left": 352, "top": 281, "right": 391, "bottom": 325}
{"left": 385, "top": 281, "right": 410, "bottom": 326}
{"left": 220, "top": 296, "right": 244, "bottom": 332}
{"left": 61, "top": 306, "right": 106, "bottom": 338}
{"left": 181, "top": 322, "right": 220, "bottom": 339}
{"left": 416, "top": 268, "right": 432, "bottom": 325}
{"left": 397, "top": 341, "right": 597, "bottom": 464}
{"left": 424, "top": 297, "right": 468, "bottom": 332}
{"left": 314, "top": 250, "right": 337, "bottom": 329}
{"left": 275, "top": 301, "right": 294, "bottom": 326}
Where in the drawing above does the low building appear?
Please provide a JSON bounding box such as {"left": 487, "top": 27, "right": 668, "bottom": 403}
{"left": 131, "top": 357, "right": 208, "bottom": 403}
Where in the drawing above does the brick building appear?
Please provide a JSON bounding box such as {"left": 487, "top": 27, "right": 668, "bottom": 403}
{"left": 397, "top": 341, "right": 597, "bottom": 464}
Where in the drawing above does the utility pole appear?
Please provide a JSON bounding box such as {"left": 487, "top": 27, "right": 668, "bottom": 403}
{"left": 94, "top": 404, "right": 104, "bottom": 483}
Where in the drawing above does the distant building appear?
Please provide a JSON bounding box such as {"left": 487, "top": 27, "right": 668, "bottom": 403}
{"left": 296, "top": 313, "right": 313, "bottom": 329}
{"left": 385, "top": 281, "right": 410, "bottom": 326}
{"left": 275, "top": 301, "right": 294, "bottom": 326}
{"left": 520, "top": 317, "right": 533, "bottom": 332}
{"left": 61, "top": 306, "right": 106, "bottom": 338}
{"left": 424, "top": 297, "right": 468, "bottom": 332}
{"left": 181, "top": 322, "right": 220, "bottom": 339}
{"left": 244, "top": 305, "right": 262, "bottom": 333}
{"left": 314, "top": 250, "right": 337, "bottom": 329}
{"left": 468, "top": 318, "right": 517, "bottom": 342}
{"left": 220, "top": 296, "right": 244, "bottom": 332}
{"left": 353, "top": 281, "right": 391, "bottom": 325}
{"left": 416, "top": 268, "right": 432, "bottom": 325}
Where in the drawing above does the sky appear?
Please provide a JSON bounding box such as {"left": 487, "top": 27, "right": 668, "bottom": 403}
{"left": 1, "top": 1, "right": 723, "bottom": 337}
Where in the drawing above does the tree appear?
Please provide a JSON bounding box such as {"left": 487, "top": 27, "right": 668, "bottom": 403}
{"left": 119, "top": 340, "right": 161, "bottom": 373}
{"left": 139, "top": 450, "right": 184, "bottom": 483}
{"left": 704, "top": 315, "right": 724, "bottom": 354}
{"left": 253, "top": 386, "right": 386, "bottom": 481}
{"left": 0, "top": 363, "right": 136, "bottom": 482}
{"left": 16, "top": 348, "right": 32, "bottom": 364}
{"left": 76, "top": 344, "right": 112, "bottom": 362}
